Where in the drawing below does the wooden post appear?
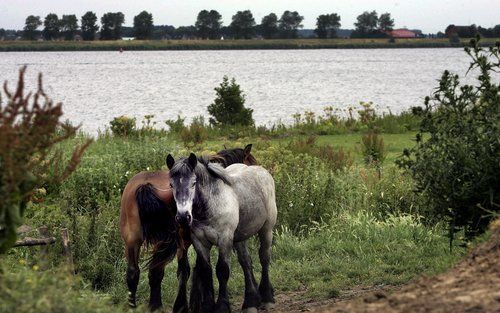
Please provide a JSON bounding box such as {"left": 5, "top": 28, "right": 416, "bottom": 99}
{"left": 60, "top": 228, "right": 75, "bottom": 275}
{"left": 37, "top": 226, "right": 50, "bottom": 269}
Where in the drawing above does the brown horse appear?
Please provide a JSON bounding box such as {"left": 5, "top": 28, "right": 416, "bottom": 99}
{"left": 119, "top": 144, "right": 257, "bottom": 312}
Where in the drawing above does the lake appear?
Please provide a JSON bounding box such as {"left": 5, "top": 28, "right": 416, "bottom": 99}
{"left": 0, "top": 48, "right": 479, "bottom": 133}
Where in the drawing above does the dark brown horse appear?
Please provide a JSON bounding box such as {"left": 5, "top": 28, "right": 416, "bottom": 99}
{"left": 119, "top": 144, "right": 257, "bottom": 312}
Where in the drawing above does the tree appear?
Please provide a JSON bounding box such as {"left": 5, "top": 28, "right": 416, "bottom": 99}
{"left": 23, "top": 15, "right": 42, "bottom": 40}
{"left": 353, "top": 10, "right": 379, "bottom": 37}
{"left": 378, "top": 13, "right": 394, "bottom": 32}
{"left": 0, "top": 28, "right": 5, "bottom": 39}
{"left": 207, "top": 76, "right": 254, "bottom": 127}
{"left": 195, "top": 10, "right": 222, "bottom": 39}
{"left": 278, "top": 11, "right": 304, "bottom": 39}
{"left": 60, "top": 14, "right": 78, "bottom": 40}
{"left": 100, "top": 12, "right": 125, "bottom": 40}
{"left": 397, "top": 38, "right": 500, "bottom": 242}
{"left": 81, "top": 11, "right": 98, "bottom": 41}
{"left": 230, "top": 10, "right": 256, "bottom": 39}
{"left": 133, "top": 11, "right": 154, "bottom": 40}
{"left": 315, "top": 13, "right": 341, "bottom": 38}
{"left": 42, "top": 13, "right": 60, "bottom": 40}
{"left": 260, "top": 13, "right": 279, "bottom": 39}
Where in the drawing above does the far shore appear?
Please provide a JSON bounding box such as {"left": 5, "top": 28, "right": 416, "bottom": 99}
{"left": 1, "top": 37, "right": 498, "bottom": 52}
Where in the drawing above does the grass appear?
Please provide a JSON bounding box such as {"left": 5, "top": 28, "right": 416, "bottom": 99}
{"left": 0, "top": 127, "right": 467, "bottom": 312}
{"left": 1, "top": 37, "right": 499, "bottom": 51}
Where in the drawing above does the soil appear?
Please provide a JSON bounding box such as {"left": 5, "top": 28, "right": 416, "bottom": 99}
{"left": 273, "top": 219, "right": 500, "bottom": 313}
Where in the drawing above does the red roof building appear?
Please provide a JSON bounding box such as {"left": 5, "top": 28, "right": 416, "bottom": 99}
{"left": 386, "top": 29, "right": 417, "bottom": 38}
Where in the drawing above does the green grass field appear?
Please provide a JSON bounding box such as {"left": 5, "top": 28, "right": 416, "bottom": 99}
{"left": 1, "top": 38, "right": 498, "bottom": 51}
{"left": 0, "top": 130, "right": 466, "bottom": 313}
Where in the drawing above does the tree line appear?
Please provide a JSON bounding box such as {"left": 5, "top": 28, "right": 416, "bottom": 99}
{"left": 6, "top": 9, "right": 499, "bottom": 41}
{"left": 15, "top": 9, "right": 394, "bottom": 41}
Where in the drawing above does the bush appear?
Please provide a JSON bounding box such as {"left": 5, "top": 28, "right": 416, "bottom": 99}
{"left": 207, "top": 76, "right": 254, "bottom": 127}
{"left": 361, "top": 132, "right": 386, "bottom": 165}
{"left": 165, "top": 115, "right": 186, "bottom": 133}
{"left": 109, "top": 116, "right": 136, "bottom": 136}
{"left": 180, "top": 115, "right": 209, "bottom": 145}
{"left": 398, "top": 38, "right": 500, "bottom": 240}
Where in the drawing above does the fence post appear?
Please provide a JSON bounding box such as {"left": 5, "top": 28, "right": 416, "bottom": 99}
{"left": 37, "top": 226, "right": 49, "bottom": 269}
{"left": 60, "top": 228, "right": 75, "bottom": 275}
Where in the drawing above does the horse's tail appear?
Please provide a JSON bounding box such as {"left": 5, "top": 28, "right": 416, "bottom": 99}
{"left": 135, "top": 183, "right": 177, "bottom": 264}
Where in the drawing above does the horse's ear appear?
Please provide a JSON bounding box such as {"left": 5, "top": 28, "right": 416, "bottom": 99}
{"left": 188, "top": 153, "right": 197, "bottom": 169}
{"left": 166, "top": 154, "right": 175, "bottom": 170}
{"left": 244, "top": 144, "right": 252, "bottom": 156}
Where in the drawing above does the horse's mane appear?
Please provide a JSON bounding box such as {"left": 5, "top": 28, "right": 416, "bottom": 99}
{"left": 170, "top": 155, "right": 231, "bottom": 186}
{"left": 211, "top": 147, "right": 258, "bottom": 167}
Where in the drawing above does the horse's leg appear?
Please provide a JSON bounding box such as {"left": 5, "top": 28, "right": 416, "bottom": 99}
{"left": 235, "top": 241, "right": 261, "bottom": 313}
{"left": 126, "top": 243, "right": 141, "bottom": 308}
{"left": 173, "top": 247, "right": 190, "bottom": 313}
{"left": 258, "top": 227, "right": 275, "bottom": 310}
{"left": 189, "top": 253, "right": 204, "bottom": 313}
{"left": 214, "top": 237, "right": 233, "bottom": 313}
{"left": 148, "top": 245, "right": 169, "bottom": 311}
{"left": 191, "top": 238, "right": 215, "bottom": 313}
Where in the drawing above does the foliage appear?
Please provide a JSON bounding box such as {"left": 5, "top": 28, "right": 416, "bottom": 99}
{"left": 260, "top": 13, "right": 279, "bottom": 39}
{"left": 230, "top": 10, "right": 256, "bottom": 39}
{"left": 81, "top": 11, "right": 98, "bottom": 41}
{"left": 100, "top": 12, "right": 125, "bottom": 40}
{"left": 60, "top": 15, "right": 78, "bottom": 41}
{"left": 398, "top": 38, "right": 500, "bottom": 240}
{"left": 353, "top": 11, "right": 379, "bottom": 35}
{"left": 207, "top": 76, "right": 254, "bottom": 127}
{"left": 315, "top": 13, "right": 341, "bottom": 39}
{"left": 165, "top": 115, "right": 186, "bottom": 133}
{"left": 109, "top": 116, "right": 136, "bottom": 137}
{"left": 195, "top": 10, "right": 222, "bottom": 39}
{"left": 378, "top": 13, "right": 395, "bottom": 32}
{"left": 133, "top": 11, "right": 154, "bottom": 40}
{"left": 42, "top": 13, "right": 60, "bottom": 40}
{"left": 0, "top": 67, "right": 90, "bottom": 253}
{"left": 23, "top": 15, "right": 42, "bottom": 40}
{"left": 361, "top": 132, "right": 386, "bottom": 165}
{"left": 180, "top": 116, "right": 209, "bottom": 146}
{"left": 278, "top": 11, "right": 304, "bottom": 39}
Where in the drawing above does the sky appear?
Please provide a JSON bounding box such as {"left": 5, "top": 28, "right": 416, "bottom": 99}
{"left": 0, "top": 0, "right": 498, "bottom": 33}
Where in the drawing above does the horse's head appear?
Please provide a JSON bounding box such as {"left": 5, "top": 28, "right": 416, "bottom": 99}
{"left": 166, "top": 153, "right": 198, "bottom": 227}
{"left": 214, "top": 144, "right": 257, "bottom": 167}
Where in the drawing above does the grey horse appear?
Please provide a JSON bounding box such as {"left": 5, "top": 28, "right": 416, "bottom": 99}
{"left": 166, "top": 153, "right": 277, "bottom": 313}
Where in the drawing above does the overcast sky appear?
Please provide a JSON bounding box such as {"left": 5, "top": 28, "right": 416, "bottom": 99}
{"left": 0, "top": 0, "right": 498, "bottom": 33}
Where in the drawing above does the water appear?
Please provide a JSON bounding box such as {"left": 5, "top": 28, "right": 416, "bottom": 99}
{"left": 0, "top": 49, "right": 479, "bottom": 133}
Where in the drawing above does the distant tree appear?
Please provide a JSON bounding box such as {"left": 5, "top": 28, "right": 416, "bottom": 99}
{"left": 315, "top": 13, "right": 341, "bottom": 38}
{"left": 278, "top": 10, "right": 304, "bottom": 39}
{"left": 378, "top": 13, "right": 394, "bottom": 32}
{"left": 260, "top": 13, "right": 279, "bottom": 39}
{"left": 195, "top": 10, "right": 222, "bottom": 39}
{"left": 133, "top": 11, "right": 153, "bottom": 39}
{"left": 208, "top": 76, "right": 254, "bottom": 127}
{"left": 0, "top": 28, "right": 5, "bottom": 40}
{"left": 230, "top": 10, "right": 256, "bottom": 39}
{"left": 23, "top": 15, "right": 42, "bottom": 40}
{"left": 175, "top": 25, "right": 197, "bottom": 39}
{"left": 81, "top": 11, "right": 98, "bottom": 41}
{"left": 60, "top": 14, "right": 78, "bottom": 40}
{"left": 42, "top": 13, "right": 60, "bottom": 40}
{"left": 494, "top": 25, "right": 500, "bottom": 37}
{"left": 352, "top": 11, "right": 381, "bottom": 38}
{"left": 100, "top": 12, "right": 125, "bottom": 40}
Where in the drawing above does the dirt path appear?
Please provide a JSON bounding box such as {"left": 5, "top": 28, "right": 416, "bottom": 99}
{"left": 274, "top": 220, "right": 500, "bottom": 313}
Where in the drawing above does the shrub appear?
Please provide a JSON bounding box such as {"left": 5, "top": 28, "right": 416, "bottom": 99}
{"left": 165, "top": 115, "right": 186, "bottom": 133}
{"left": 398, "top": 38, "right": 500, "bottom": 240}
{"left": 109, "top": 115, "right": 136, "bottom": 136}
{"left": 180, "top": 115, "right": 209, "bottom": 145}
{"left": 361, "top": 132, "right": 386, "bottom": 165}
{"left": 0, "top": 67, "right": 90, "bottom": 253}
{"left": 207, "top": 76, "right": 254, "bottom": 127}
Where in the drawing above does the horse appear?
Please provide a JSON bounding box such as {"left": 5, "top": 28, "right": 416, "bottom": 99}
{"left": 119, "top": 144, "right": 257, "bottom": 312}
{"left": 166, "top": 153, "right": 277, "bottom": 313}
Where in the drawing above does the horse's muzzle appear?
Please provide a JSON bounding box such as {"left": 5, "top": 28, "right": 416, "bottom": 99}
{"left": 176, "top": 212, "right": 192, "bottom": 227}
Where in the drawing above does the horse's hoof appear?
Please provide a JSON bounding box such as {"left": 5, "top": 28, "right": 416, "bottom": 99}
{"left": 242, "top": 307, "right": 258, "bottom": 313}
{"left": 260, "top": 302, "right": 275, "bottom": 311}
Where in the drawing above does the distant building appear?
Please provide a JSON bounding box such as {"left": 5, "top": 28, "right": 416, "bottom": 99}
{"left": 386, "top": 29, "right": 417, "bottom": 38}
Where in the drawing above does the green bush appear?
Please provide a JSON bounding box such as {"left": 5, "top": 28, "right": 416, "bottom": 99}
{"left": 109, "top": 116, "right": 136, "bottom": 136}
{"left": 165, "top": 115, "right": 186, "bottom": 133}
{"left": 361, "top": 132, "right": 386, "bottom": 165}
{"left": 180, "top": 115, "right": 209, "bottom": 145}
{"left": 398, "top": 38, "right": 500, "bottom": 240}
{"left": 207, "top": 76, "right": 254, "bottom": 127}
